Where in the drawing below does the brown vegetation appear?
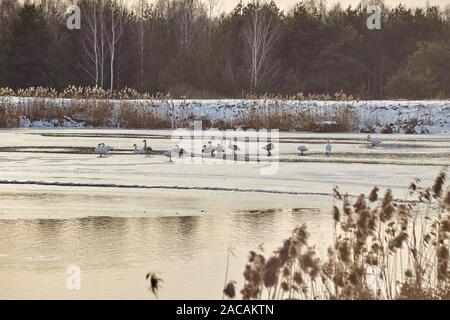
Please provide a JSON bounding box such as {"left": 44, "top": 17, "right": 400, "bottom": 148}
{"left": 0, "top": 86, "right": 357, "bottom": 101}
{"left": 0, "top": 87, "right": 359, "bottom": 131}
{"left": 224, "top": 168, "right": 450, "bottom": 300}
{"left": 233, "top": 102, "right": 357, "bottom": 132}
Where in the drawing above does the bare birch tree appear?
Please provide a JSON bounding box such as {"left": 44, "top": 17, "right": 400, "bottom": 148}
{"left": 80, "top": 0, "right": 115, "bottom": 89}
{"left": 133, "top": 0, "right": 151, "bottom": 91}
{"left": 106, "top": 0, "right": 123, "bottom": 91}
{"left": 244, "top": 1, "right": 279, "bottom": 93}
{"left": 80, "top": 1, "right": 100, "bottom": 85}
{"left": 138, "top": 0, "right": 145, "bottom": 91}
{"left": 99, "top": 0, "right": 106, "bottom": 87}
{"left": 206, "top": 0, "right": 220, "bottom": 38}
{"left": 176, "top": 0, "right": 207, "bottom": 51}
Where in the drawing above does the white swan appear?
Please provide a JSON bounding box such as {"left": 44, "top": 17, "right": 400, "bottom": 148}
{"left": 163, "top": 145, "right": 184, "bottom": 162}
{"left": 133, "top": 144, "right": 144, "bottom": 154}
{"left": 142, "top": 139, "right": 153, "bottom": 156}
{"left": 102, "top": 143, "right": 113, "bottom": 152}
{"left": 297, "top": 145, "right": 308, "bottom": 155}
{"left": 202, "top": 141, "right": 215, "bottom": 157}
{"left": 173, "top": 144, "right": 184, "bottom": 157}
{"left": 95, "top": 143, "right": 111, "bottom": 157}
{"left": 367, "top": 135, "right": 382, "bottom": 148}
{"left": 215, "top": 142, "right": 225, "bottom": 153}
{"left": 162, "top": 150, "right": 175, "bottom": 162}
{"left": 325, "top": 140, "right": 332, "bottom": 156}
{"left": 262, "top": 143, "right": 274, "bottom": 156}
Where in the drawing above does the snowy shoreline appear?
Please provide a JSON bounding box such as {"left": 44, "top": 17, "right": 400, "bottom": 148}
{"left": 1, "top": 97, "right": 449, "bottom": 134}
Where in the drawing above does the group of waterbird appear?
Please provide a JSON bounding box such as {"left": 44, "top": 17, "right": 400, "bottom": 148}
{"left": 200, "top": 140, "right": 242, "bottom": 158}
{"left": 162, "top": 145, "right": 184, "bottom": 162}
{"left": 94, "top": 134, "right": 382, "bottom": 159}
{"left": 132, "top": 139, "right": 153, "bottom": 156}
{"left": 295, "top": 140, "right": 332, "bottom": 156}
{"left": 296, "top": 135, "right": 381, "bottom": 156}
{"left": 201, "top": 140, "right": 276, "bottom": 157}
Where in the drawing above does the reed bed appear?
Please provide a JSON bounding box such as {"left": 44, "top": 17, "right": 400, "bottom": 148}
{"left": 1, "top": 86, "right": 432, "bottom": 133}
{"left": 224, "top": 101, "right": 357, "bottom": 132}
{"left": 0, "top": 97, "right": 173, "bottom": 128}
{"left": 0, "top": 86, "right": 357, "bottom": 101}
{"left": 223, "top": 168, "right": 450, "bottom": 300}
{"left": 0, "top": 91, "right": 359, "bottom": 131}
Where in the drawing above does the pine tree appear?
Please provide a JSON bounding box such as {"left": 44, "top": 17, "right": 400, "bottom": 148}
{"left": 2, "top": 4, "right": 52, "bottom": 88}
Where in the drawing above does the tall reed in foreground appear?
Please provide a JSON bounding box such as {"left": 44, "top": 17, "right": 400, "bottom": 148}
{"left": 146, "top": 272, "right": 163, "bottom": 299}
{"left": 224, "top": 168, "right": 450, "bottom": 300}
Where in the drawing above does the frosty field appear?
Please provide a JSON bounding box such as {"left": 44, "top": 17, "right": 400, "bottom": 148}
{"left": 0, "top": 128, "right": 448, "bottom": 299}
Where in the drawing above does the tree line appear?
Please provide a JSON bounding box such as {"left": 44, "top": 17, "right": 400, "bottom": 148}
{"left": 0, "top": 0, "right": 449, "bottom": 99}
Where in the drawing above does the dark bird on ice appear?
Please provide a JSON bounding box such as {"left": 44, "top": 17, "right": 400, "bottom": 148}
{"left": 262, "top": 142, "right": 274, "bottom": 156}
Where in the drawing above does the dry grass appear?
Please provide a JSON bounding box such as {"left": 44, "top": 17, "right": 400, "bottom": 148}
{"left": 0, "top": 97, "right": 173, "bottom": 129}
{"left": 224, "top": 167, "right": 450, "bottom": 300}
{"left": 117, "top": 104, "right": 172, "bottom": 129}
{"left": 233, "top": 102, "right": 357, "bottom": 132}
{"left": 0, "top": 86, "right": 358, "bottom": 101}
{"left": 0, "top": 94, "right": 359, "bottom": 131}
{"left": 0, "top": 86, "right": 361, "bottom": 130}
{"left": 0, "top": 98, "right": 117, "bottom": 128}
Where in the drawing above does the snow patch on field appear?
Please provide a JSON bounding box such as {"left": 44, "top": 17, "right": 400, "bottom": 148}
{"left": 18, "top": 115, "right": 88, "bottom": 128}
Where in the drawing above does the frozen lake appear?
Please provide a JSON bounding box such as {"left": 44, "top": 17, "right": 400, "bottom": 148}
{"left": 0, "top": 129, "right": 448, "bottom": 299}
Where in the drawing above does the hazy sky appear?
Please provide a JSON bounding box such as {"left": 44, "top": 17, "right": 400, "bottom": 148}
{"left": 219, "top": 0, "right": 450, "bottom": 12}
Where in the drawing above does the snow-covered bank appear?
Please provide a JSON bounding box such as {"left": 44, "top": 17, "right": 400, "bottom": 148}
{"left": 18, "top": 115, "right": 88, "bottom": 128}
{"left": 1, "top": 97, "right": 449, "bottom": 133}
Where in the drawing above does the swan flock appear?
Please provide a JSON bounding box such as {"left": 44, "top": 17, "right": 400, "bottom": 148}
{"left": 94, "top": 135, "right": 382, "bottom": 159}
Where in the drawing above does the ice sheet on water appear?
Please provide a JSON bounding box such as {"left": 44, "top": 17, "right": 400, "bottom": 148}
{"left": 0, "top": 129, "right": 448, "bottom": 219}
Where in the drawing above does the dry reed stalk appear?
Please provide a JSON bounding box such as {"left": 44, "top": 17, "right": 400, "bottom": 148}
{"left": 224, "top": 168, "right": 450, "bottom": 300}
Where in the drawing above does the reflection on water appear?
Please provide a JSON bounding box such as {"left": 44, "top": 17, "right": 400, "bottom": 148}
{"left": 0, "top": 210, "right": 332, "bottom": 299}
